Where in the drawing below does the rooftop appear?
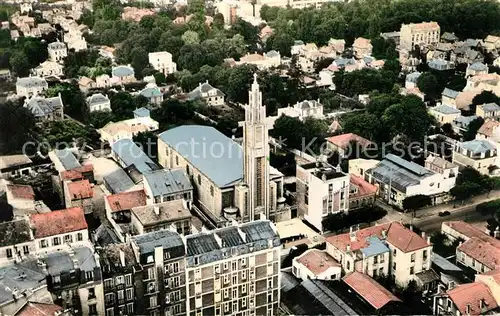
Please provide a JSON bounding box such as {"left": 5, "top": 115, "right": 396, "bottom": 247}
{"left": 480, "top": 102, "right": 500, "bottom": 112}
{"left": 447, "top": 282, "right": 498, "bottom": 315}
{"left": 132, "top": 229, "right": 184, "bottom": 255}
{"left": 300, "top": 161, "right": 347, "bottom": 180}
{"left": 349, "top": 174, "right": 377, "bottom": 198}
{"left": 131, "top": 200, "right": 191, "bottom": 227}
{"left": 111, "top": 138, "right": 159, "bottom": 175}
{"left": 30, "top": 207, "right": 87, "bottom": 238}
{"left": 67, "top": 179, "right": 93, "bottom": 200}
{"left": 87, "top": 93, "right": 109, "bottom": 105}
{"left": 326, "top": 133, "right": 373, "bottom": 150}
{"left": 425, "top": 155, "right": 457, "bottom": 170}
{"left": 112, "top": 65, "right": 134, "bottom": 78}
{"left": 103, "top": 168, "right": 136, "bottom": 193}
{"left": 143, "top": 168, "right": 192, "bottom": 197}
{"left": 140, "top": 86, "right": 162, "bottom": 98}
{"left": 343, "top": 272, "right": 401, "bottom": 310}
{"left": 133, "top": 107, "right": 150, "bottom": 118}
{"left": 53, "top": 148, "right": 81, "bottom": 170}
{"left": 188, "top": 81, "right": 225, "bottom": 100}
{"left": 158, "top": 125, "right": 243, "bottom": 188}
{"left": 458, "top": 139, "right": 496, "bottom": 155}
{"left": 443, "top": 221, "right": 496, "bottom": 242}
{"left": 0, "top": 154, "right": 32, "bottom": 170}
{"left": 43, "top": 246, "right": 96, "bottom": 274}
{"left": 0, "top": 260, "right": 46, "bottom": 306}
{"left": 296, "top": 249, "right": 339, "bottom": 275}
{"left": 478, "top": 120, "right": 500, "bottom": 138}
{"left": 458, "top": 237, "right": 500, "bottom": 270}
{"left": 468, "top": 62, "right": 488, "bottom": 72}
{"left": 99, "top": 243, "right": 137, "bottom": 272}
{"left": 106, "top": 189, "right": 147, "bottom": 212}
{"left": 0, "top": 219, "right": 32, "bottom": 247}
{"left": 6, "top": 184, "right": 35, "bottom": 200}
{"left": 60, "top": 164, "right": 94, "bottom": 181}
{"left": 25, "top": 95, "right": 63, "bottom": 118}
{"left": 16, "top": 76, "right": 48, "bottom": 88}
{"left": 14, "top": 302, "right": 63, "bottom": 316}
{"left": 442, "top": 87, "right": 460, "bottom": 99}
{"left": 432, "top": 105, "right": 461, "bottom": 115}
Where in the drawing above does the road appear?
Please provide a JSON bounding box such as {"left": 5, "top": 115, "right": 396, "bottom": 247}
{"left": 414, "top": 203, "right": 492, "bottom": 232}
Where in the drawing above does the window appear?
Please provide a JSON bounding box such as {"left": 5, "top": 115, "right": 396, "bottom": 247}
{"left": 242, "top": 297, "right": 247, "bottom": 308}
{"left": 423, "top": 250, "right": 428, "bottom": 260}
{"left": 224, "top": 274, "right": 230, "bottom": 284}
{"left": 6, "top": 248, "right": 12, "bottom": 259}
{"left": 233, "top": 302, "right": 238, "bottom": 312}
{"left": 372, "top": 269, "right": 377, "bottom": 277}
{"left": 242, "top": 284, "right": 247, "bottom": 294}
{"left": 223, "top": 262, "right": 229, "bottom": 270}
{"left": 126, "top": 288, "right": 133, "bottom": 301}
{"left": 197, "top": 175, "right": 201, "bottom": 185}
{"left": 126, "top": 303, "right": 134, "bottom": 315}
{"left": 186, "top": 165, "right": 190, "bottom": 174}
{"left": 232, "top": 274, "right": 237, "bottom": 284}
{"left": 125, "top": 274, "right": 132, "bottom": 286}
{"left": 53, "top": 275, "right": 61, "bottom": 284}
{"left": 223, "top": 288, "right": 229, "bottom": 298}
{"left": 88, "top": 288, "right": 96, "bottom": 299}
{"left": 267, "top": 293, "right": 273, "bottom": 303}
{"left": 148, "top": 268, "right": 155, "bottom": 280}
{"left": 40, "top": 239, "right": 48, "bottom": 248}
{"left": 411, "top": 253, "right": 415, "bottom": 263}
{"left": 150, "top": 296, "right": 157, "bottom": 308}
{"left": 268, "top": 278, "right": 273, "bottom": 289}
{"left": 164, "top": 251, "right": 170, "bottom": 261}
{"left": 174, "top": 304, "right": 181, "bottom": 314}
{"left": 373, "top": 256, "right": 378, "bottom": 264}
{"left": 410, "top": 266, "right": 414, "bottom": 275}
{"left": 64, "top": 234, "right": 72, "bottom": 243}
{"left": 173, "top": 276, "right": 180, "bottom": 287}
{"left": 210, "top": 186, "right": 214, "bottom": 197}
{"left": 175, "top": 155, "right": 179, "bottom": 165}
{"left": 118, "top": 290, "right": 124, "bottom": 300}
{"left": 346, "top": 261, "right": 351, "bottom": 270}
{"left": 232, "top": 261, "right": 237, "bottom": 271}
{"left": 23, "top": 245, "right": 29, "bottom": 254}
{"left": 106, "top": 308, "right": 114, "bottom": 316}
{"left": 77, "top": 232, "right": 83, "bottom": 241}
{"left": 224, "top": 302, "right": 230, "bottom": 312}
{"left": 116, "top": 276, "right": 125, "bottom": 285}
{"left": 89, "top": 304, "right": 97, "bottom": 315}
{"left": 241, "top": 270, "right": 246, "bottom": 280}
{"left": 241, "top": 257, "right": 247, "bottom": 266}
{"left": 232, "top": 287, "right": 238, "bottom": 299}
{"left": 194, "top": 256, "right": 199, "bottom": 265}
{"left": 393, "top": 262, "right": 396, "bottom": 270}
{"left": 86, "top": 271, "right": 93, "bottom": 281}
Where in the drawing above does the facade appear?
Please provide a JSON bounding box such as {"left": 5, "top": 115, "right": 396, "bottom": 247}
{"left": 105, "top": 190, "right": 148, "bottom": 242}
{"left": 24, "top": 94, "right": 64, "bottom": 122}
{"left": 0, "top": 154, "right": 32, "bottom": 178}
{"left": 352, "top": 37, "right": 372, "bottom": 58}
{"left": 425, "top": 155, "right": 458, "bottom": 179}
{"left": 5, "top": 184, "right": 35, "bottom": 210}
{"left": 33, "top": 60, "right": 64, "bottom": 77}
{"left": 466, "top": 62, "right": 488, "bottom": 77}
{"left": 429, "top": 105, "right": 461, "bottom": 124}
{"left": 184, "top": 219, "right": 281, "bottom": 316}
{"left": 63, "top": 179, "right": 94, "bottom": 213}
{"left": 99, "top": 116, "right": 159, "bottom": 145}
{"left": 87, "top": 93, "right": 111, "bottom": 112}
{"left": 16, "top": 76, "right": 48, "bottom": 97}
{"left": 139, "top": 84, "right": 164, "bottom": 106}
{"left": 442, "top": 88, "right": 459, "bottom": 107}
{"left": 292, "top": 249, "right": 341, "bottom": 281}
{"left": 48, "top": 41, "right": 67, "bottom": 62}
{"left": 476, "top": 102, "right": 500, "bottom": 119}
{"left": 188, "top": 81, "right": 225, "bottom": 106}
{"left": 148, "top": 51, "right": 177, "bottom": 75}
{"left": 348, "top": 174, "right": 377, "bottom": 210}
{"left": 236, "top": 51, "right": 281, "bottom": 70}
{"left": 79, "top": 76, "right": 96, "bottom": 92}
{"left": 326, "top": 221, "right": 433, "bottom": 286}
{"left": 452, "top": 139, "right": 497, "bottom": 174}
{"left": 277, "top": 100, "right": 324, "bottom": 120}
{"left": 143, "top": 168, "right": 193, "bottom": 206}
{"left": 400, "top": 21, "right": 440, "bottom": 51}
{"left": 296, "top": 161, "right": 350, "bottom": 232}
{"left": 366, "top": 154, "right": 456, "bottom": 208}
{"left": 0, "top": 219, "right": 34, "bottom": 267}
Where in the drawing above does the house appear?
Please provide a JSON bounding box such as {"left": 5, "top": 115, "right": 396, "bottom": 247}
{"left": 425, "top": 155, "right": 459, "bottom": 180}
{"left": 429, "top": 105, "right": 461, "bottom": 124}
{"left": 0, "top": 154, "right": 33, "bottom": 178}
{"left": 48, "top": 148, "right": 81, "bottom": 173}
{"left": 428, "top": 59, "right": 455, "bottom": 71}
{"left": 87, "top": 93, "right": 111, "bottom": 112}
{"left": 325, "top": 221, "right": 433, "bottom": 286}
{"left": 476, "top": 102, "right": 500, "bottom": 119}
{"left": 12, "top": 302, "right": 68, "bottom": 316}
{"left": 121, "top": 6, "right": 156, "bottom": 22}
{"left": 352, "top": 37, "right": 372, "bottom": 58}
{"left": 148, "top": 51, "right": 177, "bottom": 75}
{"left": 104, "top": 190, "right": 147, "bottom": 241}
{"left": 441, "top": 32, "right": 458, "bottom": 43}
{"left": 453, "top": 140, "right": 497, "bottom": 174}
{"left": 96, "top": 74, "right": 111, "bottom": 88}
{"left": 16, "top": 77, "right": 48, "bottom": 97}
{"left": 348, "top": 174, "right": 377, "bottom": 210}
{"left": 63, "top": 179, "right": 93, "bottom": 213}
{"left": 47, "top": 41, "right": 67, "bottom": 62}
{"left": 32, "top": 60, "right": 64, "bottom": 78}
{"left": 296, "top": 161, "right": 350, "bottom": 232}
{"left": 317, "top": 69, "right": 334, "bottom": 88}
{"left": 291, "top": 40, "right": 305, "bottom": 55}
{"left": 466, "top": 62, "right": 488, "bottom": 77}
{"left": 405, "top": 72, "right": 421, "bottom": 89}
{"left": 78, "top": 76, "right": 96, "bottom": 92}
{"left": 237, "top": 51, "right": 281, "bottom": 70}
{"left": 188, "top": 81, "right": 225, "bottom": 106}
{"left": 138, "top": 84, "right": 163, "bottom": 106}
{"left": 400, "top": 21, "right": 440, "bottom": 51}
{"left": 131, "top": 200, "right": 192, "bottom": 235}
{"left": 465, "top": 73, "right": 500, "bottom": 94}
{"left": 442, "top": 88, "right": 460, "bottom": 107}
{"left": 111, "top": 65, "right": 136, "bottom": 85}
{"left": 325, "top": 133, "right": 373, "bottom": 158}
{"left": 133, "top": 107, "right": 150, "bottom": 118}
{"left": 292, "top": 249, "right": 341, "bottom": 281}
{"left": 277, "top": 99, "right": 324, "bottom": 120}
{"left": 110, "top": 139, "right": 159, "bottom": 180}
{"left": 5, "top": 184, "right": 35, "bottom": 211}
{"left": 24, "top": 94, "right": 64, "bottom": 122}
{"left": 99, "top": 116, "right": 159, "bottom": 145}
{"left": 348, "top": 158, "right": 380, "bottom": 177}
{"left": 365, "top": 154, "right": 456, "bottom": 207}
{"left": 0, "top": 69, "right": 11, "bottom": 80}
{"left": 30, "top": 207, "right": 89, "bottom": 253}
{"left": 452, "top": 115, "right": 479, "bottom": 134}
{"left": 143, "top": 168, "right": 193, "bottom": 206}
{"left": 483, "top": 34, "right": 500, "bottom": 52}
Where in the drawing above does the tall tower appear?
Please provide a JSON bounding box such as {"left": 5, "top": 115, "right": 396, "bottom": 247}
{"left": 243, "top": 74, "right": 270, "bottom": 221}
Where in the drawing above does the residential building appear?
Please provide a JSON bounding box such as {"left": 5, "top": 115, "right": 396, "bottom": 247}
{"left": 429, "top": 105, "right": 461, "bottom": 124}
{"left": 131, "top": 200, "right": 192, "bottom": 235}
{"left": 441, "top": 88, "right": 460, "bottom": 107}
{"left": 465, "top": 73, "right": 500, "bottom": 94}
{"left": 133, "top": 107, "right": 150, "bottom": 118}
{"left": 348, "top": 158, "right": 380, "bottom": 177}
{"left": 325, "top": 221, "right": 433, "bottom": 286}
{"left": 99, "top": 243, "right": 137, "bottom": 316}
{"left": 452, "top": 115, "right": 479, "bottom": 134}
{"left": 96, "top": 74, "right": 111, "bottom": 88}
{"left": 184, "top": 219, "right": 281, "bottom": 316}
{"left": 425, "top": 155, "right": 459, "bottom": 180}
{"left": 476, "top": 102, "right": 500, "bottom": 118}
{"left": 428, "top": 59, "right": 455, "bottom": 71}
{"left": 400, "top": 21, "right": 440, "bottom": 51}
{"left": 139, "top": 84, "right": 163, "bottom": 106}
{"left": 0, "top": 154, "right": 32, "bottom": 178}
{"left": 466, "top": 62, "right": 488, "bottom": 77}
{"left": 110, "top": 139, "right": 159, "bottom": 181}
{"left": 105, "top": 189, "right": 148, "bottom": 242}
{"left": 352, "top": 37, "right": 372, "bottom": 58}
{"left": 0, "top": 219, "right": 34, "bottom": 267}
{"left": 148, "top": 51, "right": 177, "bottom": 75}
{"left": 236, "top": 51, "right": 281, "bottom": 70}
{"left": 63, "top": 179, "right": 93, "bottom": 213}
{"left": 188, "top": 81, "right": 225, "bottom": 106}
{"left": 12, "top": 302, "right": 68, "bottom": 316}
{"left": 292, "top": 249, "right": 341, "bottom": 281}
{"left": 452, "top": 139, "right": 497, "bottom": 174}
{"left": 277, "top": 99, "right": 324, "bottom": 120}
{"left": 79, "top": 76, "right": 96, "bottom": 92}
{"left": 47, "top": 41, "right": 67, "bottom": 62}
{"left": 87, "top": 93, "right": 111, "bottom": 112}
{"left": 33, "top": 60, "right": 64, "bottom": 78}
{"left": 99, "top": 116, "right": 159, "bottom": 145}
{"left": 111, "top": 65, "right": 136, "bottom": 85}
{"left": 24, "top": 94, "right": 64, "bottom": 122}
{"left": 48, "top": 148, "right": 81, "bottom": 173}
{"left": 30, "top": 206, "right": 89, "bottom": 253}
{"left": 405, "top": 72, "right": 421, "bottom": 89}
{"left": 365, "top": 154, "right": 456, "bottom": 208}
{"left": 296, "top": 161, "right": 349, "bottom": 232}
{"left": 348, "top": 174, "right": 377, "bottom": 210}
{"left": 131, "top": 230, "right": 187, "bottom": 316}
{"left": 325, "top": 133, "right": 373, "bottom": 158}
{"left": 0, "top": 68, "right": 11, "bottom": 80}
{"left": 143, "top": 168, "right": 193, "bottom": 206}
{"left": 121, "top": 6, "right": 156, "bottom": 22}
{"left": 16, "top": 76, "right": 48, "bottom": 97}
{"left": 5, "top": 184, "right": 35, "bottom": 211}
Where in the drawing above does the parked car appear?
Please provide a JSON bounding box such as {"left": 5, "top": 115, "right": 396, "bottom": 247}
{"left": 438, "top": 211, "right": 451, "bottom": 217}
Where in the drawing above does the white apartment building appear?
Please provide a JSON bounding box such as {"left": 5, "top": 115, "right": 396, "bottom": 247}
{"left": 47, "top": 41, "right": 67, "bottom": 62}
{"left": 16, "top": 76, "right": 48, "bottom": 97}
{"left": 99, "top": 116, "right": 159, "bottom": 145}
{"left": 0, "top": 219, "right": 36, "bottom": 267}
{"left": 32, "top": 60, "right": 64, "bottom": 78}
{"left": 87, "top": 93, "right": 111, "bottom": 112}
{"left": 148, "top": 51, "right": 177, "bottom": 75}
{"left": 452, "top": 139, "right": 497, "bottom": 175}
{"left": 400, "top": 21, "right": 440, "bottom": 51}
{"left": 326, "top": 222, "right": 433, "bottom": 287}
{"left": 296, "top": 161, "right": 350, "bottom": 232}
{"left": 277, "top": 99, "right": 324, "bottom": 120}
{"left": 184, "top": 219, "right": 281, "bottom": 316}
{"left": 236, "top": 51, "right": 281, "bottom": 70}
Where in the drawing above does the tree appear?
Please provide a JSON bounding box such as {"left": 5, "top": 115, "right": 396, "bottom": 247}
{"left": 463, "top": 117, "right": 484, "bottom": 141}
{"left": 402, "top": 195, "right": 432, "bottom": 214}
{"left": 177, "top": 44, "right": 208, "bottom": 72}
{"left": 416, "top": 72, "right": 440, "bottom": 99}
{"left": 110, "top": 92, "right": 137, "bottom": 120}
{"left": 0, "top": 102, "right": 36, "bottom": 154}
{"left": 181, "top": 30, "right": 200, "bottom": 45}
{"left": 471, "top": 90, "right": 500, "bottom": 113}
{"left": 371, "top": 36, "right": 397, "bottom": 60}
{"left": 46, "top": 82, "right": 87, "bottom": 121}
{"left": 266, "top": 32, "right": 294, "bottom": 57}
{"left": 9, "top": 51, "right": 30, "bottom": 76}
{"left": 133, "top": 131, "right": 157, "bottom": 160}
{"left": 43, "top": 120, "right": 90, "bottom": 146}
{"left": 450, "top": 182, "right": 482, "bottom": 204}
{"left": 225, "top": 64, "right": 256, "bottom": 103}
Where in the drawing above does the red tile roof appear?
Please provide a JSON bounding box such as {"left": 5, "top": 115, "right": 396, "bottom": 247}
{"left": 61, "top": 164, "right": 94, "bottom": 181}
{"left": 6, "top": 184, "right": 35, "bottom": 200}
{"left": 326, "top": 133, "right": 373, "bottom": 150}
{"left": 295, "top": 249, "right": 340, "bottom": 275}
{"left": 443, "top": 221, "right": 495, "bottom": 242}
{"left": 481, "top": 269, "right": 500, "bottom": 283}
{"left": 349, "top": 174, "right": 377, "bottom": 198}
{"left": 67, "top": 179, "right": 93, "bottom": 200}
{"left": 477, "top": 119, "right": 500, "bottom": 138}
{"left": 326, "top": 221, "right": 430, "bottom": 253}
{"left": 343, "top": 272, "right": 401, "bottom": 309}
{"left": 15, "top": 302, "right": 63, "bottom": 316}
{"left": 447, "top": 282, "right": 498, "bottom": 315}
{"left": 30, "top": 207, "right": 87, "bottom": 238}
{"left": 458, "top": 237, "right": 500, "bottom": 270}
{"left": 106, "top": 189, "right": 147, "bottom": 212}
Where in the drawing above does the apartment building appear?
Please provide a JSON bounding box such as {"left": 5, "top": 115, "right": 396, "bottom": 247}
{"left": 184, "top": 219, "right": 281, "bottom": 316}
{"left": 452, "top": 139, "right": 497, "bottom": 175}
{"left": 149, "top": 51, "right": 177, "bottom": 75}
{"left": 131, "top": 200, "right": 192, "bottom": 235}
{"left": 47, "top": 41, "right": 67, "bottom": 62}
{"left": 326, "top": 221, "right": 433, "bottom": 287}
{"left": 296, "top": 161, "right": 350, "bottom": 232}
{"left": 400, "top": 21, "right": 440, "bottom": 51}
{"left": 143, "top": 168, "right": 193, "bottom": 207}
{"left": 131, "top": 230, "right": 187, "bottom": 316}
{"left": 99, "top": 116, "right": 159, "bottom": 145}
{"left": 16, "top": 76, "right": 48, "bottom": 97}
{"left": 277, "top": 99, "right": 324, "bottom": 121}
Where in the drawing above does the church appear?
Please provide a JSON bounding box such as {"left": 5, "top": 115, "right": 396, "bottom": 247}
{"left": 157, "top": 75, "right": 288, "bottom": 226}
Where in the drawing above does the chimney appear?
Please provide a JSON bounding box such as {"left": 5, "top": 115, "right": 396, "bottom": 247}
{"left": 154, "top": 205, "right": 160, "bottom": 216}
{"left": 259, "top": 213, "right": 266, "bottom": 221}
{"left": 409, "top": 225, "right": 413, "bottom": 231}
{"left": 382, "top": 229, "right": 387, "bottom": 238}
{"left": 119, "top": 249, "right": 126, "bottom": 267}
{"left": 346, "top": 244, "right": 351, "bottom": 252}
{"left": 322, "top": 173, "right": 327, "bottom": 181}
{"left": 427, "top": 236, "right": 431, "bottom": 244}
{"left": 421, "top": 231, "right": 426, "bottom": 239}
{"left": 495, "top": 226, "right": 500, "bottom": 238}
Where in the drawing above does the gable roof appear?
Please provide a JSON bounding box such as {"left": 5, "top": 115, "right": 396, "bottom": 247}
{"left": 0, "top": 154, "right": 32, "bottom": 170}
{"left": 143, "top": 168, "right": 192, "bottom": 197}
{"left": 442, "top": 88, "right": 460, "bottom": 99}
{"left": 343, "top": 272, "right": 401, "bottom": 309}
{"left": 458, "top": 139, "right": 496, "bottom": 154}
{"left": 110, "top": 138, "right": 158, "bottom": 175}
{"left": 6, "top": 184, "right": 35, "bottom": 200}
{"left": 479, "top": 102, "right": 500, "bottom": 113}
{"left": 30, "top": 207, "right": 87, "bottom": 238}
{"left": 67, "top": 179, "right": 93, "bottom": 200}
{"left": 112, "top": 65, "right": 134, "bottom": 78}
{"left": 106, "top": 189, "right": 147, "bottom": 212}
{"left": 326, "top": 133, "right": 373, "bottom": 150}
{"left": 188, "top": 81, "right": 225, "bottom": 100}
{"left": 458, "top": 237, "right": 500, "bottom": 270}
{"left": 432, "top": 105, "right": 461, "bottom": 115}
{"left": 25, "top": 95, "right": 63, "bottom": 117}
{"left": 478, "top": 119, "right": 500, "bottom": 137}
{"left": 16, "top": 76, "right": 47, "bottom": 88}
{"left": 14, "top": 302, "right": 63, "bottom": 316}
{"left": 447, "top": 282, "right": 498, "bottom": 315}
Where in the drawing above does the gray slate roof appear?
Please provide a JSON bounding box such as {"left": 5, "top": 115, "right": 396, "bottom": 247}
{"left": 442, "top": 88, "right": 459, "bottom": 99}
{"left": 48, "top": 41, "right": 66, "bottom": 50}
{"left": 54, "top": 148, "right": 81, "bottom": 170}
{"left": 266, "top": 50, "right": 280, "bottom": 58}
{"left": 368, "top": 154, "right": 434, "bottom": 192}
{"left": 25, "top": 96, "right": 63, "bottom": 117}
{"left": 481, "top": 102, "right": 500, "bottom": 112}
{"left": 131, "top": 199, "right": 190, "bottom": 227}
{"left": 44, "top": 246, "right": 96, "bottom": 275}
{"left": 132, "top": 229, "right": 184, "bottom": 255}
{"left": 87, "top": 93, "right": 109, "bottom": 105}
{"left": 468, "top": 62, "right": 488, "bottom": 72}
{"left": 459, "top": 139, "right": 496, "bottom": 154}
{"left": 453, "top": 115, "right": 478, "bottom": 127}
{"left": 0, "top": 260, "right": 46, "bottom": 305}
{"left": 432, "top": 105, "right": 461, "bottom": 115}
{"left": 133, "top": 107, "right": 150, "bottom": 118}
{"left": 144, "top": 168, "right": 192, "bottom": 197}
{"left": 158, "top": 125, "right": 243, "bottom": 188}
{"left": 111, "top": 139, "right": 158, "bottom": 175}
{"left": 406, "top": 72, "right": 421, "bottom": 83}
{"left": 16, "top": 76, "right": 48, "bottom": 88}
{"left": 189, "top": 81, "right": 225, "bottom": 100}
{"left": 103, "top": 168, "right": 135, "bottom": 194}
{"left": 140, "top": 86, "right": 162, "bottom": 98}
{"left": 112, "top": 65, "right": 134, "bottom": 78}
